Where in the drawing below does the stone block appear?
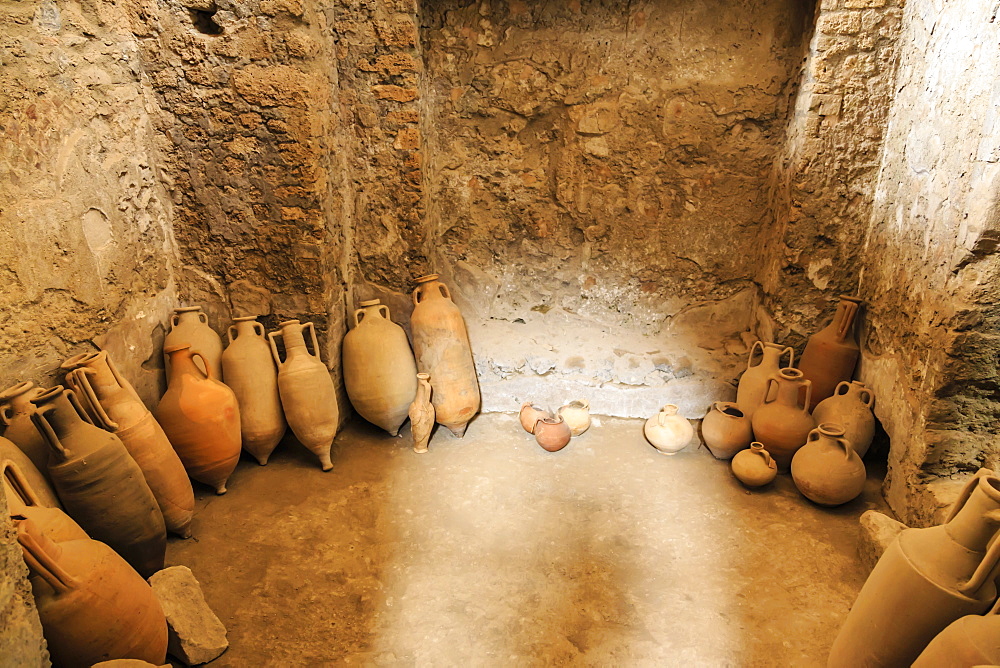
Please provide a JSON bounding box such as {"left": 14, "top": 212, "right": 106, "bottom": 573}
{"left": 858, "top": 510, "right": 907, "bottom": 574}
{"left": 149, "top": 566, "right": 228, "bottom": 666}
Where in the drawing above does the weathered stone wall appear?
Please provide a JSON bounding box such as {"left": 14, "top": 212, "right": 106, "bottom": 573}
{"left": 0, "top": 485, "right": 48, "bottom": 667}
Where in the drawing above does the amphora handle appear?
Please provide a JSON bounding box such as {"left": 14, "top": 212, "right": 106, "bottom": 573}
{"left": 192, "top": 352, "right": 214, "bottom": 381}
{"left": 267, "top": 331, "right": 285, "bottom": 368}
{"left": 1, "top": 459, "right": 42, "bottom": 509}
{"left": 15, "top": 520, "right": 79, "bottom": 594}
{"left": 945, "top": 468, "right": 995, "bottom": 523}
{"left": 66, "top": 369, "right": 120, "bottom": 432}
{"left": 958, "top": 527, "right": 1000, "bottom": 596}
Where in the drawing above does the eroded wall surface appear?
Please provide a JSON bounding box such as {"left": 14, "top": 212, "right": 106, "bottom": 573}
{"left": 0, "top": 485, "right": 48, "bottom": 667}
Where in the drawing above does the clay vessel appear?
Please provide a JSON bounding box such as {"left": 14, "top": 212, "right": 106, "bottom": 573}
{"left": 913, "top": 598, "right": 1000, "bottom": 668}
{"left": 813, "top": 380, "right": 876, "bottom": 458}
{"left": 558, "top": 400, "right": 591, "bottom": 437}
{"left": 534, "top": 415, "right": 571, "bottom": 452}
{"left": 828, "top": 469, "right": 1000, "bottom": 667}
{"left": 0, "top": 381, "right": 53, "bottom": 482}
{"left": 16, "top": 517, "right": 168, "bottom": 667}
{"left": 731, "top": 443, "right": 777, "bottom": 488}
{"left": 269, "top": 320, "right": 339, "bottom": 471}
{"left": 62, "top": 351, "right": 194, "bottom": 538}
{"left": 736, "top": 342, "right": 794, "bottom": 420}
{"left": 3, "top": 460, "right": 88, "bottom": 542}
{"left": 790, "top": 423, "right": 865, "bottom": 506}
{"left": 750, "top": 368, "right": 815, "bottom": 471}
{"left": 163, "top": 306, "right": 224, "bottom": 381}
{"left": 343, "top": 300, "right": 418, "bottom": 436}
{"left": 701, "top": 401, "right": 753, "bottom": 460}
{"left": 410, "top": 275, "right": 481, "bottom": 437}
{"left": 409, "top": 373, "right": 435, "bottom": 454}
{"left": 30, "top": 386, "right": 165, "bottom": 577}
{"left": 155, "top": 345, "right": 241, "bottom": 494}
{"left": 519, "top": 403, "right": 550, "bottom": 434}
{"left": 223, "top": 317, "right": 286, "bottom": 465}
{"left": 0, "top": 433, "right": 61, "bottom": 509}
{"left": 798, "top": 295, "right": 863, "bottom": 409}
{"left": 644, "top": 404, "right": 694, "bottom": 455}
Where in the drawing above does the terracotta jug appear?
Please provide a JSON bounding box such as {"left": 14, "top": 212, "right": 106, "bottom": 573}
{"left": 0, "top": 381, "right": 52, "bottom": 479}
{"left": 797, "top": 295, "right": 863, "bottom": 409}
{"left": 30, "top": 386, "right": 166, "bottom": 578}
{"left": 519, "top": 403, "right": 550, "bottom": 434}
{"left": 269, "top": 320, "right": 339, "bottom": 471}
{"left": 343, "top": 300, "right": 418, "bottom": 436}
{"left": 790, "top": 423, "right": 865, "bottom": 506}
{"left": 410, "top": 275, "right": 481, "bottom": 437}
{"left": 16, "top": 517, "right": 168, "bottom": 667}
{"left": 702, "top": 401, "right": 753, "bottom": 460}
{"left": 644, "top": 404, "right": 694, "bottom": 455}
{"left": 534, "top": 415, "right": 571, "bottom": 452}
{"left": 558, "top": 400, "right": 591, "bottom": 437}
{"left": 912, "top": 598, "right": 1000, "bottom": 668}
{"left": 62, "top": 351, "right": 195, "bottom": 538}
{"left": 812, "top": 380, "right": 876, "bottom": 458}
{"left": 3, "top": 460, "right": 88, "bottom": 542}
{"left": 155, "top": 344, "right": 241, "bottom": 494}
{"left": 736, "top": 342, "right": 794, "bottom": 419}
{"left": 409, "top": 373, "right": 435, "bottom": 454}
{"left": 828, "top": 469, "right": 1000, "bottom": 668}
{"left": 223, "top": 317, "right": 286, "bottom": 466}
{"left": 163, "top": 306, "right": 224, "bottom": 381}
{"left": 0, "top": 433, "right": 61, "bottom": 509}
{"left": 750, "top": 368, "right": 815, "bottom": 471}
{"left": 731, "top": 443, "right": 777, "bottom": 488}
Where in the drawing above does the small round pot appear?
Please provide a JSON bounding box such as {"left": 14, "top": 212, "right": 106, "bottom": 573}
{"left": 519, "top": 403, "right": 551, "bottom": 434}
{"left": 731, "top": 442, "right": 778, "bottom": 488}
{"left": 534, "top": 416, "right": 571, "bottom": 452}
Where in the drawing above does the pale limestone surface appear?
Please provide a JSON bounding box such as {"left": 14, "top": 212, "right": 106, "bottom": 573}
{"left": 857, "top": 509, "right": 907, "bottom": 575}
{"left": 149, "top": 566, "right": 228, "bottom": 666}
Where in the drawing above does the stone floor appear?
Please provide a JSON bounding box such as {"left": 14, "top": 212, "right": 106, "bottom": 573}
{"left": 166, "top": 413, "right": 889, "bottom": 667}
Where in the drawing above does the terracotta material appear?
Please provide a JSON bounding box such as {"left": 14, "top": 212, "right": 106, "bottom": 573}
{"left": 163, "top": 306, "right": 224, "bottom": 381}
{"left": 223, "top": 317, "right": 286, "bottom": 465}
{"left": 518, "top": 403, "right": 550, "bottom": 434}
{"left": 701, "top": 401, "right": 752, "bottom": 460}
{"left": 643, "top": 404, "right": 694, "bottom": 455}
{"left": 269, "top": 320, "right": 339, "bottom": 471}
{"left": 30, "top": 386, "right": 166, "bottom": 578}
{"left": 790, "top": 423, "right": 865, "bottom": 506}
{"left": 750, "top": 368, "right": 815, "bottom": 471}
{"left": 410, "top": 275, "right": 481, "bottom": 437}
{"left": 0, "top": 433, "right": 61, "bottom": 509}
{"left": 731, "top": 443, "right": 777, "bottom": 488}
{"left": 16, "top": 517, "right": 168, "bottom": 667}
{"left": 3, "top": 460, "right": 88, "bottom": 542}
{"left": 736, "top": 342, "right": 794, "bottom": 419}
{"left": 62, "top": 351, "right": 194, "bottom": 538}
{"left": 913, "top": 598, "right": 1000, "bottom": 668}
{"left": 409, "top": 373, "right": 435, "bottom": 454}
{"left": 812, "top": 380, "right": 876, "bottom": 458}
{"left": 534, "top": 415, "right": 571, "bottom": 452}
{"left": 343, "top": 300, "right": 418, "bottom": 436}
{"left": 155, "top": 345, "right": 241, "bottom": 494}
{"left": 828, "top": 469, "right": 1000, "bottom": 667}
{"left": 797, "top": 295, "right": 863, "bottom": 409}
{"left": 558, "top": 400, "right": 591, "bottom": 437}
{"left": 0, "top": 381, "right": 52, "bottom": 482}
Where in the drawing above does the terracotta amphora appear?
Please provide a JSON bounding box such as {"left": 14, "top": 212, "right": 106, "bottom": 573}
{"left": 644, "top": 404, "right": 694, "bottom": 455}
{"left": 223, "top": 317, "right": 286, "bottom": 466}
{"left": 828, "top": 469, "right": 1000, "bottom": 668}
{"left": 15, "top": 517, "right": 168, "bottom": 668}
{"left": 155, "top": 345, "right": 241, "bottom": 494}
{"left": 269, "top": 320, "right": 339, "bottom": 471}
{"left": 812, "top": 380, "right": 876, "bottom": 458}
{"left": 0, "top": 433, "right": 61, "bottom": 509}
{"left": 558, "top": 400, "right": 591, "bottom": 437}
{"left": 736, "top": 342, "right": 794, "bottom": 420}
{"left": 912, "top": 598, "right": 1000, "bottom": 668}
{"left": 3, "top": 460, "right": 88, "bottom": 542}
{"left": 731, "top": 443, "right": 777, "bottom": 488}
{"left": 0, "top": 381, "right": 52, "bottom": 481}
{"left": 410, "top": 275, "right": 481, "bottom": 437}
{"left": 62, "top": 351, "right": 194, "bottom": 538}
{"left": 519, "top": 403, "right": 550, "bottom": 434}
{"left": 534, "top": 415, "right": 571, "bottom": 452}
{"left": 409, "top": 373, "right": 435, "bottom": 454}
{"left": 343, "top": 300, "right": 418, "bottom": 436}
{"left": 163, "top": 306, "right": 224, "bottom": 381}
{"left": 798, "top": 295, "right": 863, "bottom": 410}
{"left": 790, "top": 423, "right": 865, "bottom": 506}
{"left": 702, "top": 401, "right": 753, "bottom": 460}
{"left": 750, "top": 368, "right": 815, "bottom": 471}
{"left": 30, "top": 386, "right": 166, "bottom": 578}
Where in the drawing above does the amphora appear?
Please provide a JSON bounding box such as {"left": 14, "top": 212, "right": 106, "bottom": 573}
{"left": 409, "top": 373, "right": 435, "bottom": 454}
{"left": 0, "top": 433, "right": 61, "bottom": 509}
{"left": 731, "top": 443, "right": 777, "bottom": 488}
{"left": 813, "top": 380, "right": 876, "bottom": 458}
{"left": 790, "top": 423, "right": 865, "bottom": 506}
{"left": 0, "top": 381, "right": 52, "bottom": 483}
{"left": 912, "top": 598, "right": 1000, "bottom": 667}
{"left": 798, "top": 295, "right": 863, "bottom": 409}
{"left": 3, "top": 460, "right": 88, "bottom": 542}
{"left": 644, "top": 404, "right": 694, "bottom": 455}
{"left": 163, "top": 306, "right": 224, "bottom": 381}
{"left": 736, "top": 342, "right": 794, "bottom": 419}
{"left": 702, "top": 402, "right": 752, "bottom": 460}
{"left": 534, "top": 415, "right": 571, "bottom": 452}
{"left": 558, "top": 400, "right": 591, "bottom": 437}
{"left": 750, "top": 368, "right": 815, "bottom": 471}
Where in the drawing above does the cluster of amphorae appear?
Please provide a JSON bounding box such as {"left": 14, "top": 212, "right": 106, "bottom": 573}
{"left": 517, "top": 400, "right": 592, "bottom": 451}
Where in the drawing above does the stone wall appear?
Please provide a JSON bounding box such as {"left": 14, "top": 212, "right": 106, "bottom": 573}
{"left": 0, "top": 485, "right": 48, "bottom": 667}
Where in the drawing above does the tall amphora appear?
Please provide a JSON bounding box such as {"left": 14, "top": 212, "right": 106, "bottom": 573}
{"left": 0, "top": 381, "right": 53, "bottom": 482}
{"left": 0, "top": 432, "right": 61, "bottom": 509}
{"left": 912, "top": 598, "right": 1000, "bottom": 667}
{"left": 736, "top": 342, "right": 794, "bottom": 419}
{"left": 3, "top": 459, "right": 88, "bottom": 543}
{"left": 410, "top": 275, "right": 480, "bottom": 437}
{"left": 163, "top": 306, "right": 224, "bottom": 381}
{"left": 269, "top": 320, "right": 339, "bottom": 471}
{"left": 798, "top": 295, "right": 863, "bottom": 409}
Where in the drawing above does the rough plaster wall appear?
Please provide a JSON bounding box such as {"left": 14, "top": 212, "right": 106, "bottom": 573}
{"left": 0, "top": 485, "right": 48, "bottom": 667}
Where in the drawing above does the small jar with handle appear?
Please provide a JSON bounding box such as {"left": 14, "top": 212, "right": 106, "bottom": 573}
{"left": 731, "top": 443, "right": 777, "bottom": 487}
{"left": 534, "top": 415, "right": 571, "bottom": 452}
{"left": 558, "top": 400, "right": 591, "bottom": 436}
{"left": 644, "top": 404, "right": 694, "bottom": 455}
{"left": 790, "top": 423, "right": 865, "bottom": 506}
{"left": 812, "top": 380, "right": 876, "bottom": 458}
{"left": 701, "top": 401, "right": 752, "bottom": 460}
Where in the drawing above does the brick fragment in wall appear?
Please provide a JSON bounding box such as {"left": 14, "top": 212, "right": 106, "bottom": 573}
{"left": 372, "top": 84, "right": 419, "bottom": 102}
{"left": 394, "top": 127, "right": 420, "bottom": 150}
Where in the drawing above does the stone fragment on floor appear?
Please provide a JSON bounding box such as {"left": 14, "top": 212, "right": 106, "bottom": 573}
{"left": 91, "top": 661, "right": 169, "bottom": 667}
{"left": 149, "top": 565, "right": 228, "bottom": 665}
{"left": 858, "top": 509, "right": 907, "bottom": 573}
